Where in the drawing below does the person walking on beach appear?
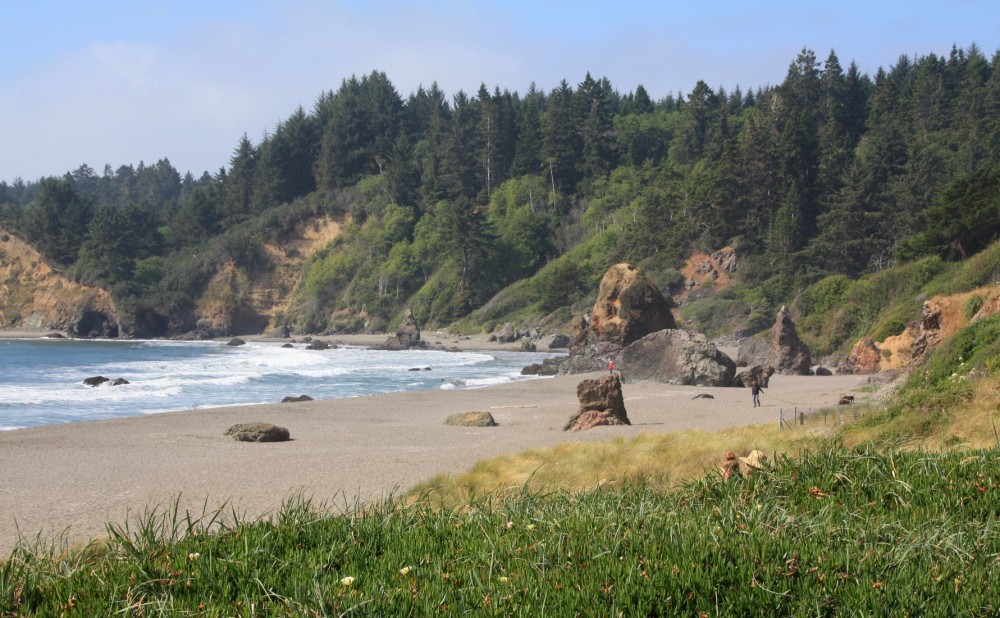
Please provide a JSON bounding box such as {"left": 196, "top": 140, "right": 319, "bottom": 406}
{"left": 608, "top": 360, "right": 615, "bottom": 375}
{"left": 751, "top": 380, "right": 763, "bottom": 407}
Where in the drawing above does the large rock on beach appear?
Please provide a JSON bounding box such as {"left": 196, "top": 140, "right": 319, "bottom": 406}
{"left": 772, "top": 306, "right": 811, "bottom": 375}
{"left": 444, "top": 411, "right": 497, "bottom": 427}
{"left": 564, "top": 374, "right": 630, "bottom": 431}
{"left": 560, "top": 263, "right": 676, "bottom": 375}
{"left": 83, "top": 376, "right": 110, "bottom": 387}
{"left": 736, "top": 335, "right": 776, "bottom": 368}
{"left": 732, "top": 364, "right": 775, "bottom": 388}
{"left": 227, "top": 337, "right": 246, "bottom": 347}
{"left": 521, "top": 356, "right": 566, "bottom": 376}
{"left": 736, "top": 307, "right": 812, "bottom": 376}
{"left": 383, "top": 309, "right": 425, "bottom": 350}
{"left": 619, "top": 329, "right": 736, "bottom": 386}
{"left": 281, "top": 394, "right": 313, "bottom": 403}
{"left": 225, "top": 422, "right": 290, "bottom": 442}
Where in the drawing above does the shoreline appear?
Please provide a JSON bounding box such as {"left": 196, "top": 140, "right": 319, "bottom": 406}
{"left": 0, "top": 369, "right": 864, "bottom": 556}
{"left": 0, "top": 329, "right": 561, "bottom": 354}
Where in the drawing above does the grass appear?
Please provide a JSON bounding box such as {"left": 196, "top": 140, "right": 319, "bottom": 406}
{"left": 3, "top": 449, "right": 999, "bottom": 616}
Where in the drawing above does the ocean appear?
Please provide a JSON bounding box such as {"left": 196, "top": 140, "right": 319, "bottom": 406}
{"left": 0, "top": 338, "right": 559, "bottom": 431}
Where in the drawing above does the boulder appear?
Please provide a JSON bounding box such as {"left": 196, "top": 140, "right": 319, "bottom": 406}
{"left": 444, "top": 411, "right": 497, "bottom": 427}
{"left": 560, "top": 263, "right": 676, "bottom": 375}
{"left": 813, "top": 365, "right": 833, "bottom": 376}
{"left": 563, "top": 374, "right": 630, "bottom": 431}
{"left": 548, "top": 334, "right": 571, "bottom": 349}
{"left": 281, "top": 343, "right": 295, "bottom": 349}
{"left": 383, "top": 309, "right": 425, "bottom": 350}
{"left": 110, "top": 378, "right": 130, "bottom": 386}
{"left": 281, "top": 394, "right": 313, "bottom": 403}
{"left": 225, "top": 422, "right": 290, "bottom": 442}
{"left": 515, "top": 339, "right": 537, "bottom": 352}
{"left": 619, "top": 330, "right": 736, "bottom": 387}
{"left": 732, "top": 364, "right": 775, "bottom": 388}
{"left": 521, "top": 356, "right": 566, "bottom": 376}
{"left": 83, "top": 376, "right": 110, "bottom": 387}
{"left": 496, "top": 322, "right": 517, "bottom": 343}
{"left": 307, "top": 339, "right": 333, "bottom": 351}
{"left": 736, "top": 335, "right": 776, "bottom": 367}
{"left": 772, "top": 306, "right": 811, "bottom": 375}
{"left": 227, "top": 337, "right": 246, "bottom": 347}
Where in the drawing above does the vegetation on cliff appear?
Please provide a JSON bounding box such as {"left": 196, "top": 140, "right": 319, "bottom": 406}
{"left": 1, "top": 45, "right": 999, "bottom": 338}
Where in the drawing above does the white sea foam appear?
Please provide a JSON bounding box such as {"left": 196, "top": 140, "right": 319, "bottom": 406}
{"left": 0, "top": 339, "right": 560, "bottom": 429}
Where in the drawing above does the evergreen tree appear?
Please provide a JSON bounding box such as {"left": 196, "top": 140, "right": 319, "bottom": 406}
{"left": 21, "top": 178, "right": 92, "bottom": 265}
{"left": 541, "top": 80, "right": 582, "bottom": 192}
{"left": 222, "top": 134, "right": 258, "bottom": 225}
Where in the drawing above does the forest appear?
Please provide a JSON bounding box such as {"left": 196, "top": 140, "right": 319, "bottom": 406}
{"left": 1, "top": 45, "right": 998, "bottom": 342}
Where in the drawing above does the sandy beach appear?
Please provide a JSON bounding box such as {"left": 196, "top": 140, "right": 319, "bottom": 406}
{"left": 0, "top": 332, "right": 864, "bottom": 556}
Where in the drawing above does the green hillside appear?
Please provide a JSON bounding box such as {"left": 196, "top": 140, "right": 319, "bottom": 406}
{"left": 1, "top": 46, "right": 998, "bottom": 339}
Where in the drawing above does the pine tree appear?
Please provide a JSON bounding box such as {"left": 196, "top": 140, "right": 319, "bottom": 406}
{"left": 222, "top": 134, "right": 258, "bottom": 226}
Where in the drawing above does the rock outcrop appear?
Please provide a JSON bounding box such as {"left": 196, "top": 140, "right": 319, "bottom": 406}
{"left": 521, "top": 356, "right": 566, "bottom": 376}
{"left": 736, "top": 307, "right": 812, "bottom": 375}
{"left": 224, "top": 422, "right": 290, "bottom": 442}
{"left": 383, "top": 309, "right": 425, "bottom": 350}
{"left": 281, "top": 394, "right": 313, "bottom": 403}
{"left": 732, "top": 364, "right": 775, "bottom": 388}
{"left": 619, "top": 329, "right": 736, "bottom": 386}
{"left": 736, "top": 335, "right": 776, "bottom": 368}
{"left": 563, "top": 374, "right": 630, "bottom": 431}
{"left": 548, "top": 334, "right": 571, "bottom": 349}
{"left": 772, "top": 306, "right": 811, "bottom": 375}
{"left": 839, "top": 337, "right": 882, "bottom": 374}
{"left": 560, "top": 263, "right": 676, "bottom": 374}
{"left": 227, "top": 337, "right": 247, "bottom": 347}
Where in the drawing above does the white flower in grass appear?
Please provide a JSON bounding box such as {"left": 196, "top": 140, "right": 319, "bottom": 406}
{"left": 340, "top": 576, "right": 355, "bottom": 587}
{"left": 400, "top": 566, "right": 413, "bottom": 575}
{"left": 187, "top": 553, "right": 200, "bottom": 561}
{"left": 506, "top": 521, "right": 514, "bottom": 529}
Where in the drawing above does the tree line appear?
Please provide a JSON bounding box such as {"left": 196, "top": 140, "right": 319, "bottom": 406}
{"left": 1, "top": 45, "right": 998, "bottom": 333}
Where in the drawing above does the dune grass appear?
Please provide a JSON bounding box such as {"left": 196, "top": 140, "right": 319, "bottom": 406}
{"left": 3, "top": 448, "right": 999, "bottom": 616}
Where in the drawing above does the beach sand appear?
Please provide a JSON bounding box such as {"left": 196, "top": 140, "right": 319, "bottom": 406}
{"left": 0, "top": 346, "right": 865, "bottom": 555}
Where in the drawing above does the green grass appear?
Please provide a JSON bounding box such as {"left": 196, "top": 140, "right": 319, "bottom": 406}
{"left": 4, "top": 449, "right": 1000, "bottom": 616}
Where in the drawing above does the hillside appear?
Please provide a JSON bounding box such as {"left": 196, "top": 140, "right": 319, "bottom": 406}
{"left": 0, "top": 45, "right": 998, "bottom": 342}
{"left": 0, "top": 227, "right": 117, "bottom": 335}
{"left": 0, "top": 214, "right": 342, "bottom": 338}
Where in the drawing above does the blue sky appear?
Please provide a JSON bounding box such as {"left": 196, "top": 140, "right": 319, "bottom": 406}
{"left": 2, "top": 0, "right": 998, "bottom": 183}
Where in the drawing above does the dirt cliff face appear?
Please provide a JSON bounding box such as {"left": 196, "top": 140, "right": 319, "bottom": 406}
{"left": 844, "top": 284, "right": 1000, "bottom": 373}
{"left": 187, "top": 216, "right": 342, "bottom": 337}
{"left": 0, "top": 229, "right": 118, "bottom": 333}
{"left": 1, "top": 216, "right": 341, "bottom": 338}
